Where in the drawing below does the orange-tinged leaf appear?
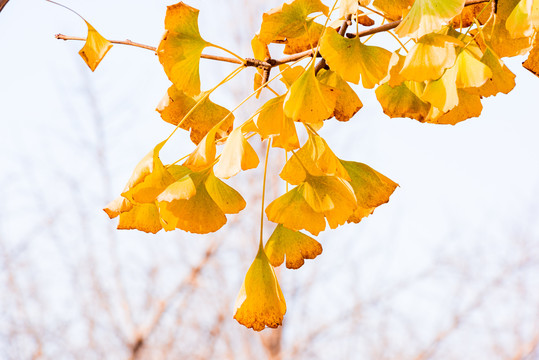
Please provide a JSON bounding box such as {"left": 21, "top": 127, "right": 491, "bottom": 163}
{"left": 265, "top": 224, "right": 322, "bottom": 269}
{"left": 157, "top": 86, "right": 234, "bottom": 145}
{"left": 121, "top": 141, "right": 175, "bottom": 204}
{"left": 372, "top": 0, "right": 414, "bottom": 20}
{"left": 320, "top": 28, "right": 392, "bottom": 88}
{"left": 157, "top": 2, "right": 209, "bottom": 96}
{"left": 450, "top": 2, "right": 492, "bottom": 28}
{"left": 234, "top": 248, "right": 286, "bottom": 331}
{"left": 184, "top": 127, "right": 218, "bottom": 172}
{"left": 466, "top": 47, "right": 516, "bottom": 96}
{"left": 283, "top": 63, "right": 337, "bottom": 125}
{"left": 395, "top": 0, "right": 466, "bottom": 39}
{"left": 283, "top": 21, "right": 325, "bottom": 54}
{"left": 523, "top": 34, "right": 539, "bottom": 77}
{"left": 506, "top": 0, "right": 537, "bottom": 38}
{"left": 204, "top": 172, "right": 246, "bottom": 214}
{"left": 399, "top": 33, "right": 462, "bottom": 82}
{"left": 103, "top": 196, "right": 133, "bottom": 219}
{"left": 79, "top": 21, "right": 112, "bottom": 71}
{"left": 317, "top": 69, "right": 363, "bottom": 122}
{"left": 258, "top": 0, "right": 329, "bottom": 44}
{"left": 425, "top": 89, "right": 483, "bottom": 125}
{"left": 117, "top": 203, "right": 162, "bottom": 234}
{"left": 266, "top": 184, "right": 327, "bottom": 236}
{"left": 375, "top": 81, "right": 431, "bottom": 122}
{"left": 213, "top": 128, "right": 260, "bottom": 179}
{"left": 280, "top": 132, "right": 350, "bottom": 185}
{"left": 255, "top": 95, "right": 300, "bottom": 151}
{"left": 340, "top": 160, "right": 398, "bottom": 223}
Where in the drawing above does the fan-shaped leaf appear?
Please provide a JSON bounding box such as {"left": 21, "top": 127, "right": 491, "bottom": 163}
{"left": 265, "top": 224, "right": 322, "bottom": 269}
{"left": 213, "top": 128, "right": 259, "bottom": 179}
{"left": 79, "top": 21, "right": 112, "bottom": 71}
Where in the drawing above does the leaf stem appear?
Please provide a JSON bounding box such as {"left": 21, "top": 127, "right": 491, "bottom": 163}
{"left": 208, "top": 43, "right": 246, "bottom": 64}
{"left": 259, "top": 138, "right": 272, "bottom": 250}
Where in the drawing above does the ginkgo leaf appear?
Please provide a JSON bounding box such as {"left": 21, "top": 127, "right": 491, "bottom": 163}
{"left": 157, "top": 169, "right": 245, "bottom": 233}
{"left": 103, "top": 196, "right": 133, "bottom": 219}
{"left": 320, "top": 28, "right": 392, "bottom": 88}
{"left": 372, "top": 0, "right": 414, "bottom": 20}
{"left": 283, "top": 63, "right": 337, "bottom": 125}
{"left": 399, "top": 33, "right": 462, "bottom": 82}
{"left": 184, "top": 126, "right": 218, "bottom": 171}
{"left": 395, "top": 0, "right": 466, "bottom": 39}
{"left": 339, "top": 0, "right": 358, "bottom": 17}
{"left": 157, "top": 2, "right": 209, "bottom": 96}
{"left": 234, "top": 247, "right": 286, "bottom": 331}
{"left": 449, "top": 2, "right": 492, "bottom": 28}
{"left": 301, "top": 175, "right": 357, "bottom": 229}
{"left": 265, "top": 224, "right": 322, "bottom": 269}
{"left": 477, "top": 0, "right": 532, "bottom": 58}
{"left": 279, "top": 64, "right": 305, "bottom": 88}
{"left": 453, "top": 48, "right": 492, "bottom": 88}
{"left": 317, "top": 69, "right": 363, "bottom": 122}
{"left": 117, "top": 203, "right": 163, "bottom": 234}
{"left": 421, "top": 65, "right": 459, "bottom": 112}
{"left": 258, "top": 0, "right": 329, "bottom": 44}
{"left": 425, "top": 89, "right": 483, "bottom": 125}
{"left": 266, "top": 183, "right": 327, "bottom": 235}
{"left": 375, "top": 81, "right": 431, "bottom": 122}
{"left": 465, "top": 47, "right": 516, "bottom": 97}
{"left": 121, "top": 141, "right": 175, "bottom": 204}
{"left": 523, "top": 36, "right": 539, "bottom": 77}
{"left": 280, "top": 131, "right": 350, "bottom": 185}
{"left": 157, "top": 86, "right": 234, "bottom": 145}
{"left": 213, "top": 128, "right": 259, "bottom": 179}
{"left": 255, "top": 95, "right": 300, "bottom": 151}
{"left": 506, "top": 0, "right": 538, "bottom": 38}
{"left": 340, "top": 160, "right": 398, "bottom": 223}
{"left": 283, "top": 21, "right": 325, "bottom": 54}
{"left": 79, "top": 21, "right": 112, "bottom": 71}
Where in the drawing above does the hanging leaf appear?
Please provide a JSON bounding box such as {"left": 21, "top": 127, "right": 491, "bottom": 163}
{"left": 317, "top": 69, "right": 363, "bottom": 122}
{"left": 184, "top": 126, "right": 218, "bottom": 171}
{"left": 279, "top": 64, "right": 305, "bottom": 88}
{"left": 157, "top": 2, "right": 209, "bottom": 96}
{"left": 399, "top": 33, "right": 463, "bottom": 82}
{"left": 395, "top": 0, "right": 466, "bottom": 39}
{"left": 255, "top": 95, "right": 300, "bottom": 151}
{"left": 375, "top": 81, "right": 431, "bottom": 122}
{"left": 258, "top": 0, "right": 329, "bottom": 44}
{"left": 421, "top": 65, "right": 459, "bottom": 112}
{"left": 265, "top": 224, "right": 322, "bottom": 269}
{"left": 425, "top": 89, "right": 483, "bottom": 125}
{"left": 372, "top": 0, "right": 414, "bottom": 20}
{"left": 234, "top": 247, "right": 286, "bottom": 331}
{"left": 116, "top": 203, "right": 163, "bottom": 234}
{"left": 465, "top": 47, "right": 516, "bottom": 96}
{"left": 283, "top": 22, "right": 325, "bottom": 54}
{"left": 157, "top": 86, "right": 234, "bottom": 145}
{"left": 449, "top": 2, "right": 492, "bottom": 28}
{"left": 79, "top": 21, "right": 112, "bottom": 71}
{"left": 213, "top": 128, "right": 260, "bottom": 179}
{"left": 340, "top": 160, "right": 398, "bottom": 223}
{"left": 283, "top": 63, "right": 337, "bottom": 126}
{"left": 506, "top": 0, "right": 539, "bottom": 38}
{"left": 320, "top": 28, "right": 392, "bottom": 88}
{"left": 523, "top": 36, "right": 539, "bottom": 77}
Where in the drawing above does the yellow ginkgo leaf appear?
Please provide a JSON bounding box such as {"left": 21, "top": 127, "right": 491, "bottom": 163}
{"left": 283, "top": 22, "right": 325, "bottom": 54}
{"left": 121, "top": 141, "right": 175, "bottom": 204}
{"left": 157, "top": 2, "right": 209, "bottom": 96}
{"left": 157, "top": 86, "right": 234, "bottom": 145}
{"left": 395, "top": 0, "right": 466, "bottom": 39}
{"left": 117, "top": 203, "right": 163, "bottom": 234}
{"left": 279, "top": 64, "right": 305, "bottom": 88}
{"left": 234, "top": 247, "right": 286, "bottom": 331}
{"left": 79, "top": 21, "right": 112, "bottom": 72}
{"left": 317, "top": 69, "right": 363, "bottom": 122}
{"left": 184, "top": 126, "right": 218, "bottom": 172}
{"left": 399, "top": 33, "right": 462, "bottom": 82}
{"left": 255, "top": 95, "right": 300, "bottom": 151}
{"left": 465, "top": 47, "right": 516, "bottom": 97}
{"left": 283, "top": 63, "right": 337, "bottom": 125}
{"left": 454, "top": 48, "right": 492, "bottom": 88}
{"left": 320, "top": 28, "right": 392, "bottom": 88}
{"left": 265, "top": 224, "right": 322, "bottom": 269}
{"left": 477, "top": 0, "right": 532, "bottom": 58}
{"left": 421, "top": 65, "right": 459, "bottom": 112}
{"left": 103, "top": 196, "right": 133, "bottom": 219}
{"left": 506, "top": 0, "right": 539, "bottom": 38}
{"left": 266, "top": 183, "right": 327, "bottom": 235}
{"left": 449, "top": 2, "right": 492, "bottom": 28}
{"left": 425, "top": 89, "right": 483, "bottom": 125}
{"left": 339, "top": 0, "right": 358, "bottom": 17}
{"left": 372, "top": 0, "right": 414, "bottom": 20}
{"left": 301, "top": 175, "right": 357, "bottom": 229}
{"left": 523, "top": 33, "right": 539, "bottom": 77}
{"left": 375, "top": 81, "right": 431, "bottom": 122}
{"left": 258, "top": 0, "right": 329, "bottom": 44}
{"left": 213, "top": 128, "right": 260, "bottom": 179}
{"left": 340, "top": 160, "right": 398, "bottom": 223}
{"left": 157, "top": 170, "right": 244, "bottom": 233}
{"left": 280, "top": 131, "right": 350, "bottom": 185}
